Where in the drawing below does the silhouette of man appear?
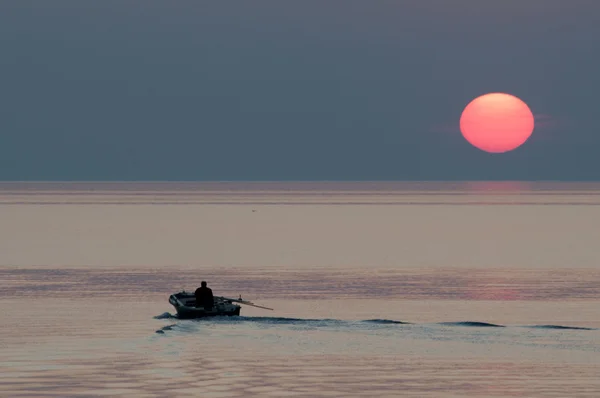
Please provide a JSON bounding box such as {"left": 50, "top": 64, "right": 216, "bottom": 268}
{"left": 194, "top": 281, "right": 214, "bottom": 311}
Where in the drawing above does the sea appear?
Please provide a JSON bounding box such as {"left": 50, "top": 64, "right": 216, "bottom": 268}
{"left": 1, "top": 181, "right": 599, "bottom": 397}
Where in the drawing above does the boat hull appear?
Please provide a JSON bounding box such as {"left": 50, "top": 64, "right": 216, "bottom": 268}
{"left": 175, "top": 305, "right": 241, "bottom": 319}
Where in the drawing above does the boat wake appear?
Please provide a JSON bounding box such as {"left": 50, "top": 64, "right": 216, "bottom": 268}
{"left": 153, "top": 312, "right": 178, "bottom": 320}
{"left": 526, "top": 324, "right": 595, "bottom": 331}
{"left": 364, "top": 319, "right": 412, "bottom": 325}
{"left": 154, "top": 314, "right": 596, "bottom": 333}
{"left": 155, "top": 324, "right": 177, "bottom": 334}
{"left": 439, "top": 321, "right": 504, "bottom": 328}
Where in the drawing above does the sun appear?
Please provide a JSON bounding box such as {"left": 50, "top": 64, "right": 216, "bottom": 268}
{"left": 459, "top": 93, "right": 534, "bottom": 153}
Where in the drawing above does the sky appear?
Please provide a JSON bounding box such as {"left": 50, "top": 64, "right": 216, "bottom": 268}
{"left": 1, "top": 1, "right": 599, "bottom": 181}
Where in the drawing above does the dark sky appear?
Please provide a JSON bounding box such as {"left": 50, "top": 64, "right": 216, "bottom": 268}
{"left": 1, "top": 1, "right": 599, "bottom": 181}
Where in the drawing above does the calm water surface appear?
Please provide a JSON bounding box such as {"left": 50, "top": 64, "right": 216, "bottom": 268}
{"left": 1, "top": 182, "right": 599, "bottom": 397}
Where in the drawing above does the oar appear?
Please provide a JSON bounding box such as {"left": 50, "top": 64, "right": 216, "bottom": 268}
{"left": 239, "top": 302, "right": 274, "bottom": 311}
{"left": 217, "top": 296, "right": 274, "bottom": 311}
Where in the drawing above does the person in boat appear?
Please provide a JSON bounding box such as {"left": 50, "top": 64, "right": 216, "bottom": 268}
{"left": 194, "top": 281, "right": 214, "bottom": 311}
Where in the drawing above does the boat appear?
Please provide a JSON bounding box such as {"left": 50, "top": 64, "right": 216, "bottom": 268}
{"left": 168, "top": 291, "right": 273, "bottom": 319}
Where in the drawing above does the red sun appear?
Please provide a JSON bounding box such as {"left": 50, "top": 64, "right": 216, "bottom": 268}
{"left": 460, "top": 93, "right": 534, "bottom": 153}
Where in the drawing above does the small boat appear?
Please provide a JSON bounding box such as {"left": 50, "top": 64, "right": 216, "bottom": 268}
{"left": 168, "top": 291, "right": 273, "bottom": 319}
